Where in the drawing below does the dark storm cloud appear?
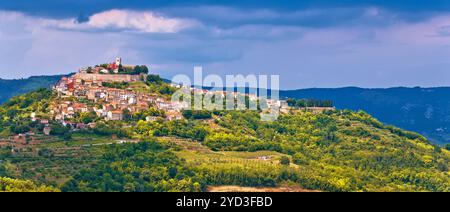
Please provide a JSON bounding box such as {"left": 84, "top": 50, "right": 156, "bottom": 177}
{"left": 2, "top": 1, "right": 450, "bottom": 88}
{"left": 1, "top": 0, "right": 449, "bottom": 20}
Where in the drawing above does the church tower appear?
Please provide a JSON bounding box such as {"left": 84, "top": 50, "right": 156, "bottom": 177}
{"left": 115, "top": 57, "right": 122, "bottom": 66}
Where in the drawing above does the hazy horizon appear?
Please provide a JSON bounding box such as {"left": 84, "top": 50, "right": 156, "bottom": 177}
{"left": 3, "top": 73, "right": 450, "bottom": 90}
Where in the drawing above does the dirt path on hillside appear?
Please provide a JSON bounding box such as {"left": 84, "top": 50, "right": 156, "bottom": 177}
{"left": 207, "top": 186, "right": 320, "bottom": 192}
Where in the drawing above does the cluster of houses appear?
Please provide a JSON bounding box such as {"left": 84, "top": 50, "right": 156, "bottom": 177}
{"left": 51, "top": 57, "right": 333, "bottom": 125}
{"left": 51, "top": 61, "right": 187, "bottom": 124}
{"left": 51, "top": 86, "right": 186, "bottom": 122}
{"left": 182, "top": 88, "right": 291, "bottom": 113}
{"left": 51, "top": 71, "right": 291, "bottom": 124}
{"left": 50, "top": 58, "right": 291, "bottom": 126}
{"left": 48, "top": 58, "right": 334, "bottom": 132}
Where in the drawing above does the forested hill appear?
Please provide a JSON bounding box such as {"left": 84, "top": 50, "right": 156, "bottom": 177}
{"left": 0, "top": 88, "right": 449, "bottom": 192}
{"left": 281, "top": 87, "right": 450, "bottom": 145}
{"left": 0, "top": 75, "right": 63, "bottom": 104}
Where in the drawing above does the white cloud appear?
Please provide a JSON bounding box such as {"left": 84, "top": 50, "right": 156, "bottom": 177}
{"left": 44, "top": 9, "right": 198, "bottom": 33}
{"left": 0, "top": 10, "right": 135, "bottom": 78}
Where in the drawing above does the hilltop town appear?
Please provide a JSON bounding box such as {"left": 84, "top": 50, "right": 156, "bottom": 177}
{"left": 51, "top": 57, "right": 187, "bottom": 124}
{"left": 0, "top": 58, "right": 335, "bottom": 147}
{"left": 49, "top": 57, "right": 297, "bottom": 125}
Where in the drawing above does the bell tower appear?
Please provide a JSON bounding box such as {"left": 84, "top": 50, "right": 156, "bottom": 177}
{"left": 115, "top": 57, "right": 122, "bottom": 66}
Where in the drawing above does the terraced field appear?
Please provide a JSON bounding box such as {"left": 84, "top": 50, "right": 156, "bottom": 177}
{"left": 158, "top": 136, "right": 312, "bottom": 190}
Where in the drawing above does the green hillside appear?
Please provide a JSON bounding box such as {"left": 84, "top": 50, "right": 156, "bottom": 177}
{"left": 281, "top": 87, "right": 450, "bottom": 145}
{"left": 0, "top": 89, "right": 449, "bottom": 192}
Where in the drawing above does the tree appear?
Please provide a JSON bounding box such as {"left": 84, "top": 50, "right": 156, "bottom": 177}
{"left": 182, "top": 110, "right": 212, "bottom": 120}
{"left": 50, "top": 124, "right": 70, "bottom": 136}
{"left": 133, "top": 65, "right": 149, "bottom": 74}
{"left": 141, "top": 65, "right": 149, "bottom": 74}
{"left": 11, "top": 123, "right": 31, "bottom": 134}
{"left": 102, "top": 82, "right": 129, "bottom": 89}
{"left": 80, "top": 112, "right": 98, "bottom": 124}
{"left": 61, "top": 132, "right": 72, "bottom": 141}
{"left": 0, "top": 164, "right": 7, "bottom": 176}
{"left": 123, "top": 109, "right": 132, "bottom": 121}
{"left": 38, "top": 148, "right": 55, "bottom": 158}
{"left": 118, "top": 64, "right": 124, "bottom": 73}
{"left": 182, "top": 110, "right": 193, "bottom": 119}
{"left": 158, "top": 85, "right": 176, "bottom": 95}
{"left": 286, "top": 98, "right": 333, "bottom": 108}
{"left": 0, "top": 177, "right": 59, "bottom": 192}
{"left": 280, "top": 156, "right": 290, "bottom": 166}
{"left": 190, "top": 126, "right": 208, "bottom": 141}
{"left": 286, "top": 99, "right": 296, "bottom": 107}
{"left": 146, "top": 74, "right": 163, "bottom": 84}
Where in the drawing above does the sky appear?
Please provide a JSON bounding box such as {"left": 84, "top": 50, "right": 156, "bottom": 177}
{"left": 1, "top": 0, "right": 450, "bottom": 89}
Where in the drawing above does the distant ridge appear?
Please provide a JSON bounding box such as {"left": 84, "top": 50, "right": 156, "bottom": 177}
{"left": 0, "top": 75, "right": 65, "bottom": 104}
{"left": 281, "top": 87, "right": 450, "bottom": 145}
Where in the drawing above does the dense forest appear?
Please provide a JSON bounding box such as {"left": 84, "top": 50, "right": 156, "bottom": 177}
{"left": 62, "top": 141, "right": 203, "bottom": 192}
